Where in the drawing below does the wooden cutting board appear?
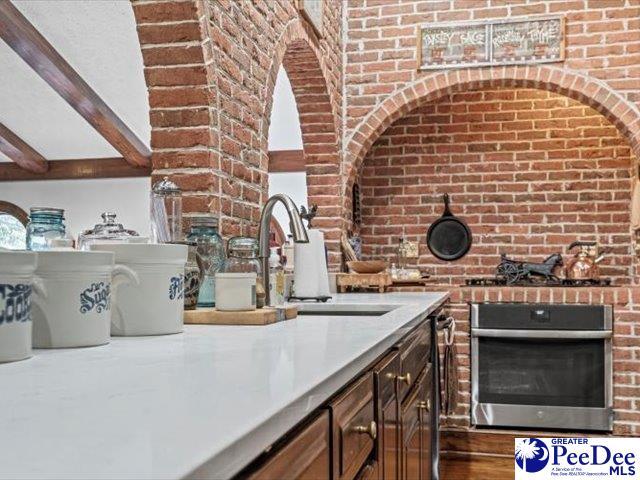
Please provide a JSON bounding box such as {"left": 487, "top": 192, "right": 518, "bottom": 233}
{"left": 184, "top": 305, "right": 298, "bottom": 325}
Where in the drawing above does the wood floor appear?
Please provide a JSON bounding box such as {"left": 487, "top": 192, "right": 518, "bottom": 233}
{"left": 438, "top": 428, "right": 577, "bottom": 480}
{"left": 440, "top": 452, "right": 513, "bottom": 480}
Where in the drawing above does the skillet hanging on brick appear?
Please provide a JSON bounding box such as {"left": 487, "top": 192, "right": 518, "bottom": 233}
{"left": 426, "top": 193, "right": 472, "bottom": 261}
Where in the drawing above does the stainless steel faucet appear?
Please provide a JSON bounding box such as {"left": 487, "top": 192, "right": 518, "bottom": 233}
{"left": 258, "top": 194, "right": 309, "bottom": 306}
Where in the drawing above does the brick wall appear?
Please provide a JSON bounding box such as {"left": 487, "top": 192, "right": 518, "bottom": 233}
{"left": 343, "top": 0, "right": 640, "bottom": 207}
{"left": 133, "top": 0, "right": 343, "bottom": 259}
{"left": 131, "top": 0, "right": 640, "bottom": 434}
{"left": 359, "top": 87, "right": 640, "bottom": 435}
{"left": 359, "top": 87, "right": 635, "bottom": 285}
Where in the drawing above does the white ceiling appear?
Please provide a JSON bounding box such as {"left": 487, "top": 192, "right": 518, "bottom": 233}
{"left": 0, "top": 1, "right": 150, "bottom": 162}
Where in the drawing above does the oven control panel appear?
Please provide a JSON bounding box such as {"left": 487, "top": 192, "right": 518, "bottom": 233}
{"left": 471, "top": 303, "right": 612, "bottom": 330}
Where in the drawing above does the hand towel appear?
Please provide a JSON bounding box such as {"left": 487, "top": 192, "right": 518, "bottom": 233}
{"left": 441, "top": 317, "right": 459, "bottom": 416}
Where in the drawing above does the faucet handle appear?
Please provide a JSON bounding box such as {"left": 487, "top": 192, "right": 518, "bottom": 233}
{"left": 299, "top": 205, "right": 318, "bottom": 229}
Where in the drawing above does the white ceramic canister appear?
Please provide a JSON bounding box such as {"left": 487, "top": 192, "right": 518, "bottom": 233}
{"left": 0, "top": 251, "right": 44, "bottom": 362}
{"left": 89, "top": 243, "right": 187, "bottom": 336}
{"left": 32, "top": 251, "right": 138, "bottom": 348}
{"left": 214, "top": 272, "right": 257, "bottom": 311}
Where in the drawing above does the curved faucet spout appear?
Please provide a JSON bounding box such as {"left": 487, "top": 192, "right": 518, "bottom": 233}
{"left": 258, "top": 194, "right": 309, "bottom": 305}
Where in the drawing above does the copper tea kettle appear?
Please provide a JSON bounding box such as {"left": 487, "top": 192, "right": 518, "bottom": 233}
{"left": 565, "top": 241, "right": 607, "bottom": 280}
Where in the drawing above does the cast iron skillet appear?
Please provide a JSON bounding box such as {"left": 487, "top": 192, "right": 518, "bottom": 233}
{"left": 426, "top": 193, "right": 472, "bottom": 261}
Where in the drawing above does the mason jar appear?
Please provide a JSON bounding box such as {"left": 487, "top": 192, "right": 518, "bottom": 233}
{"left": 26, "top": 207, "right": 66, "bottom": 251}
{"left": 185, "top": 216, "right": 225, "bottom": 307}
{"left": 223, "top": 236, "right": 265, "bottom": 308}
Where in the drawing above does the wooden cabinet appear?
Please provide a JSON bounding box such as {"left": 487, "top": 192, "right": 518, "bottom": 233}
{"left": 396, "top": 323, "right": 430, "bottom": 402}
{"left": 246, "top": 411, "right": 330, "bottom": 480}
{"left": 240, "top": 314, "right": 440, "bottom": 480}
{"left": 329, "top": 372, "right": 376, "bottom": 480}
{"left": 400, "top": 366, "right": 433, "bottom": 480}
{"left": 372, "top": 318, "right": 435, "bottom": 480}
{"left": 372, "top": 351, "right": 401, "bottom": 480}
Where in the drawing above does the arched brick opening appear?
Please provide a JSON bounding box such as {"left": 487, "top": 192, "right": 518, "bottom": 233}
{"left": 262, "top": 19, "right": 342, "bottom": 267}
{"left": 132, "top": 0, "right": 219, "bottom": 217}
{"left": 345, "top": 65, "right": 640, "bottom": 203}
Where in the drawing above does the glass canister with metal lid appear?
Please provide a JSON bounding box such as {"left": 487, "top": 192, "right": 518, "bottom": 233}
{"left": 77, "top": 212, "right": 140, "bottom": 250}
{"left": 185, "top": 216, "right": 225, "bottom": 308}
{"left": 26, "top": 207, "right": 66, "bottom": 251}
{"left": 223, "top": 236, "right": 265, "bottom": 308}
{"left": 150, "top": 176, "right": 182, "bottom": 243}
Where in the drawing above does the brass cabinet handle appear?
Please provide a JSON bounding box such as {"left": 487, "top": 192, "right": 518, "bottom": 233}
{"left": 397, "top": 372, "right": 411, "bottom": 386}
{"left": 353, "top": 420, "right": 377, "bottom": 440}
{"left": 418, "top": 400, "right": 430, "bottom": 412}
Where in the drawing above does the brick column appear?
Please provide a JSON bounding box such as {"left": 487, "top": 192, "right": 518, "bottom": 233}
{"left": 133, "top": 0, "right": 221, "bottom": 229}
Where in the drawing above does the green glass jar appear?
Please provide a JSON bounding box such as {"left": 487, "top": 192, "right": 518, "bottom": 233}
{"left": 26, "top": 207, "right": 66, "bottom": 251}
{"left": 185, "top": 216, "right": 225, "bottom": 307}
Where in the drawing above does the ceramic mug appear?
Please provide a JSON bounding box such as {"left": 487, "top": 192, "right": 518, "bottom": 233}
{"left": 90, "top": 243, "right": 187, "bottom": 336}
{"left": 32, "top": 251, "right": 138, "bottom": 348}
{"left": 0, "top": 251, "right": 45, "bottom": 363}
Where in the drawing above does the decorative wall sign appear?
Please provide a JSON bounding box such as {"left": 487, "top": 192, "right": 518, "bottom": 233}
{"left": 297, "top": 0, "right": 323, "bottom": 38}
{"left": 418, "top": 16, "right": 564, "bottom": 70}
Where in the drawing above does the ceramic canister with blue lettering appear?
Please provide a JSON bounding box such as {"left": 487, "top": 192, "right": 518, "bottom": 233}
{"left": 32, "top": 251, "right": 138, "bottom": 348}
{"left": 89, "top": 243, "right": 187, "bottom": 336}
{"left": 0, "top": 251, "right": 43, "bottom": 363}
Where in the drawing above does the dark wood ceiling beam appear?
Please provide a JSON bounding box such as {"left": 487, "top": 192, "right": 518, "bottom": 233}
{"left": 268, "top": 149, "right": 305, "bottom": 173}
{"left": 0, "top": 122, "right": 48, "bottom": 173}
{"left": 0, "top": 158, "right": 150, "bottom": 181}
{"left": 0, "top": 1, "right": 151, "bottom": 167}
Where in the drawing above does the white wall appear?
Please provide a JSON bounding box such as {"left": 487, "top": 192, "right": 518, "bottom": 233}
{"left": 267, "top": 68, "right": 307, "bottom": 231}
{"left": 268, "top": 68, "right": 303, "bottom": 151}
{"left": 0, "top": 2, "right": 151, "bottom": 243}
{"left": 0, "top": 178, "right": 151, "bottom": 239}
{"left": 268, "top": 172, "right": 308, "bottom": 232}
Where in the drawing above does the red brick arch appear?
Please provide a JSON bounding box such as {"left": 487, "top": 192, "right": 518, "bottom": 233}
{"left": 345, "top": 65, "right": 640, "bottom": 198}
{"left": 262, "top": 18, "right": 343, "bottom": 267}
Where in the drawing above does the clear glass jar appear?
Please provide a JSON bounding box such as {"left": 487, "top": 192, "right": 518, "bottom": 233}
{"left": 151, "top": 177, "right": 182, "bottom": 243}
{"left": 77, "top": 212, "right": 139, "bottom": 250}
{"left": 26, "top": 207, "right": 66, "bottom": 251}
{"left": 185, "top": 216, "right": 225, "bottom": 307}
{"left": 224, "top": 236, "right": 265, "bottom": 308}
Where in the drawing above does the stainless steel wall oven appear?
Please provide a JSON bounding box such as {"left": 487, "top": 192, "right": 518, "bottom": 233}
{"left": 471, "top": 303, "right": 613, "bottom": 431}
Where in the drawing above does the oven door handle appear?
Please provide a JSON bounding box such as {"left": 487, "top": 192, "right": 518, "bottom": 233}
{"left": 471, "top": 328, "right": 612, "bottom": 339}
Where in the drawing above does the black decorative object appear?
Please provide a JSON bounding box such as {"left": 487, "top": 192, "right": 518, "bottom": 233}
{"left": 352, "top": 183, "right": 361, "bottom": 225}
{"left": 299, "top": 205, "right": 318, "bottom": 228}
{"left": 495, "top": 253, "right": 563, "bottom": 285}
{"left": 465, "top": 277, "right": 611, "bottom": 287}
{"left": 426, "top": 193, "right": 472, "bottom": 261}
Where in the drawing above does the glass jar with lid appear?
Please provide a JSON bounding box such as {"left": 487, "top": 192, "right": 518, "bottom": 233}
{"left": 223, "top": 236, "right": 265, "bottom": 308}
{"left": 185, "top": 216, "right": 225, "bottom": 308}
{"left": 77, "top": 212, "right": 140, "bottom": 250}
{"left": 26, "top": 207, "right": 66, "bottom": 251}
{"left": 150, "top": 176, "right": 182, "bottom": 243}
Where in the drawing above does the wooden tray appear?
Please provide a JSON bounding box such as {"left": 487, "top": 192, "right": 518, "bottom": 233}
{"left": 336, "top": 273, "right": 392, "bottom": 293}
{"left": 184, "top": 305, "right": 298, "bottom": 325}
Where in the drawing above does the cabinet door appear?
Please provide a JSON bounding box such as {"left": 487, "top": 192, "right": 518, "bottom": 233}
{"left": 418, "top": 366, "right": 433, "bottom": 480}
{"left": 373, "top": 351, "right": 401, "bottom": 480}
{"left": 330, "top": 372, "right": 376, "bottom": 480}
{"left": 400, "top": 367, "right": 433, "bottom": 480}
{"left": 247, "top": 411, "right": 330, "bottom": 480}
{"left": 397, "top": 324, "right": 430, "bottom": 402}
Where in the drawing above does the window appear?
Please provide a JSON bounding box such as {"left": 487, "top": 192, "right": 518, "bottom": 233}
{"left": 0, "top": 202, "right": 28, "bottom": 250}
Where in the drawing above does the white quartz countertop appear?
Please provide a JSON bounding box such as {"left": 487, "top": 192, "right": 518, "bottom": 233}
{"left": 0, "top": 292, "right": 448, "bottom": 480}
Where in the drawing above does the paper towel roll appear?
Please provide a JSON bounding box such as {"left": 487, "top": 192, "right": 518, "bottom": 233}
{"left": 294, "top": 229, "right": 331, "bottom": 298}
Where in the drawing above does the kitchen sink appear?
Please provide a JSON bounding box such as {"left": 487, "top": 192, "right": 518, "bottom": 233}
{"left": 295, "top": 303, "right": 398, "bottom": 317}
